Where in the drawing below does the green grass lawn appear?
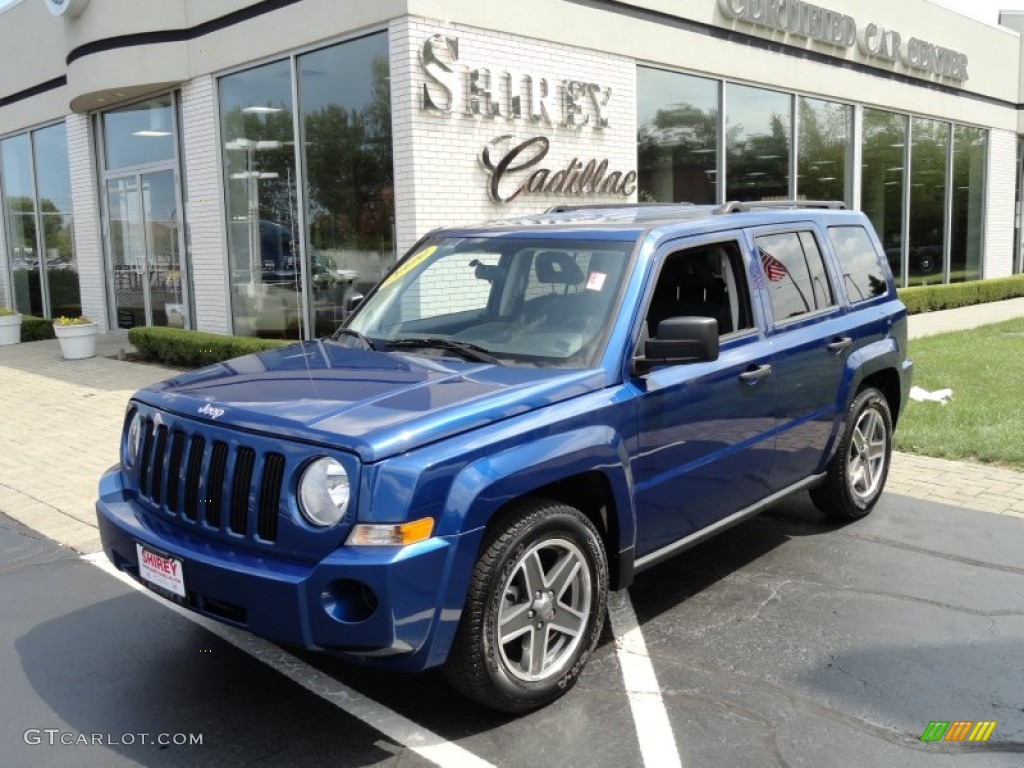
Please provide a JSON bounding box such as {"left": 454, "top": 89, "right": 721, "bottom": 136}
{"left": 893, "top": 317, "right": 1024, "bottom": 471}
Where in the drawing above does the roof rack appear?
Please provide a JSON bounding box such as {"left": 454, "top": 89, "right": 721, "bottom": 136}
{"left": 714, "top": 200, "right": 846, "bottom": 214}
{"left": 544, "top": 202, "right": 696, "bottom": 214}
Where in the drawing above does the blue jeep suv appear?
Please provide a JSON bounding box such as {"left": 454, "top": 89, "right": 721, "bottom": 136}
{"left": 96, "top": 201, "right": 913, "bottom": 712}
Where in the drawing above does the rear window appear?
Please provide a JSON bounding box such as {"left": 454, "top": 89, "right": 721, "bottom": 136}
{"left": 828, "top": 226, "right": 890, "bottom": 303}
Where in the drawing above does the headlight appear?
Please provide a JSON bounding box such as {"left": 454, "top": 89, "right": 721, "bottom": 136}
{"left": 125, "top": 410, "right": 144, "bottom": 468}
{"left": 299, "top": 457, "right": 350, "bottom": 527}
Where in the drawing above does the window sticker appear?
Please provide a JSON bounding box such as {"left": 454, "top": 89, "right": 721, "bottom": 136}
{"left": 381, "top": 245, "right": 437, "bottom": 289}
{"left": 586, "top": 271, "right": 607, "bottom": 291}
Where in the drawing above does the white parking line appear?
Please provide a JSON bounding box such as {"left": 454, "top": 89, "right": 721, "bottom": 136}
{"left": 607, "top": 590, "right": 682, "bottom": 768}
{"left": 82, "top": 552, "right": 494, "bottom": 768}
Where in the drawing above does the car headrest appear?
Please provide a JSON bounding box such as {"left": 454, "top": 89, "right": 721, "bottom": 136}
{"left": 535, "top": 251, "right": 584, "bottom": 285}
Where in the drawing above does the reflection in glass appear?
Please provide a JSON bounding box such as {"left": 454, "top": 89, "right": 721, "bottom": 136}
{"left": 636, "top": 67, "right": 718, "bottom": 205}
{"left": 34, "top": 123, "right": 80, "bottom": 316}
{"left": 726, "top": 84, "right": 790, "bottom": 202}
{"left": 1, "top": 135, "right": 41, "bottom": 315}
{"left": 220, "top": 59, "right": 301, "bottom": 339}
{"left": 103, "top": 96, "right": 175, "bottom": 170}
{"left": 797, "top": 97, "right": 850, "bottom": 203}
{"left": 909, "top": 118, "right": 949, "bottom": 286}
{"left": 861, "top": 109, "right": 906, "bottom": 284}
{"left": 299, "top": 32, "right": 394, "bottom": 337}
{"left": 950, "top": 126, "right": 986, "bottom": 283}
{"left": 107, "top": 176, "right": 146, "bottom": 327}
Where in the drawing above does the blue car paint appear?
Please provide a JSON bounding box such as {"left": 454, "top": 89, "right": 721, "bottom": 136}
{"left": 96, "top": 205, "right": 912, "bottom": 673}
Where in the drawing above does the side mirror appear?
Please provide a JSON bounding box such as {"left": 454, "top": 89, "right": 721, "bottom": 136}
{"left": 344, "top": 293, "right": 365, "bottom": 314}
{"left": 635, "top": 316, "right": 719, "bottom": 373}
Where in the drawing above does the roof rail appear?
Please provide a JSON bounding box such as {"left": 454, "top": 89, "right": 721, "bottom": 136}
{"left": 544, "top": 202, "right": 696, "bottom": 214}
{"left": 714, "top": 200, "right": 846, "bottom": 214}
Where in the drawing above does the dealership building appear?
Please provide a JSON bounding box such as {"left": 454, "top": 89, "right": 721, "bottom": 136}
{"left": 1, "top": 0, "right": 1023, "bottom": 337}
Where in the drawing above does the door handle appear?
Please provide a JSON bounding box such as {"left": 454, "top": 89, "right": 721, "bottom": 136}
{"left": 739, "top": 364, "right": 772, "bottom": 383}
{"left": 826, "top": 336, "right": 853, "bottom": 352}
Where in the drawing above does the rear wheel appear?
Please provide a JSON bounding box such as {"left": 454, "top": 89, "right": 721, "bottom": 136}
{"left": 444, "top": 498, "right": 608, "bottom": 713}
{"left": 811, "top": 387, "right": 893, "bottom": 520}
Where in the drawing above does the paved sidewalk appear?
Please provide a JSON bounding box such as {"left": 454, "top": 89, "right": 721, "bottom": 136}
{"left": 1, "top": 299, "right": 1023, "bottom": 555}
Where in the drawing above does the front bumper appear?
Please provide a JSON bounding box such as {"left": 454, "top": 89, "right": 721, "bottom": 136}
{"left": 96, "top": 469, "right": 477, "bottom": 671}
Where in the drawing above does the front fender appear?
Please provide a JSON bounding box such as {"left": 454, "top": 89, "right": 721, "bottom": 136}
{"left": 436, "top": 425, "right": 635, "bottom": 543}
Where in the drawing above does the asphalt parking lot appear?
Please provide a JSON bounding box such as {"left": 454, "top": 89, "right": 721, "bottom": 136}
{"left": 3, "top": 489, "right": 1023, "bottom": 768}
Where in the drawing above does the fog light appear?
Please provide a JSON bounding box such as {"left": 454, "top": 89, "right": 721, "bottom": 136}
{"left": 321, "top": 578, "right": 377, "bottom": 623}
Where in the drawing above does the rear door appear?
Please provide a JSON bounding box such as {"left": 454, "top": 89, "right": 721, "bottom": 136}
{"left": 631, "top": 234, "right": 776, "bottom": 558}
{"left": 748, "top": 224, "right": 859, "bottom": 490}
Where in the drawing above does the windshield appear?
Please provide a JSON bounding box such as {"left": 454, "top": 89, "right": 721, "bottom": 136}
{"left": 347, "top": 236, "right": 634, "bottom": 367}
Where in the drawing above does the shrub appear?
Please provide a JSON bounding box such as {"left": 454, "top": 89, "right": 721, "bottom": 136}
{"left": 128, "top": 327, "right": 292, "bottom": 368}
{"left": 897, "top": 275, "right": 1024, "bottom": 315}
{"left": 20, "top": 315, "right": 55, "bottom": 342}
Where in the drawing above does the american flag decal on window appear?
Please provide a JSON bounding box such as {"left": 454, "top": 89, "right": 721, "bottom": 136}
{"left": 759, "top": 248, "right": 788, "bottom": 282}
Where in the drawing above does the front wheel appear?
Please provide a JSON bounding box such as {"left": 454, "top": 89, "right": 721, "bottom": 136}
{"left": 811, "top": 387, "right": 893, "bottom": 520}
{"left": 444, "top": 498, "right": 608, "bottom": 713}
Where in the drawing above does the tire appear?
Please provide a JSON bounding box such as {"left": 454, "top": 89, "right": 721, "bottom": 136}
{"left": 810, "top": 387, "right": 893, "bottom": 521}
{"left": 444, "top": 498, "right": 608, "bottom": 713}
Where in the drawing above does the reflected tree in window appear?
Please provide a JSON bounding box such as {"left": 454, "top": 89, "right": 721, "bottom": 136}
{"left": 908, "top": 118, "right": 949, "bottom": 286}
{"left": 861, "top": 109, "right": 906, "bottom": 284}
{"left": 636, "top": 68, "right": 719, "bottom": 204}
{"left": 950, "top": 126, "right": 985, "bottom": 283}
{"left": 797, "top": 97, "right": 850, "bottom": 203}
{"left": 726, "top": 85, "right": 790, "bottom": 202}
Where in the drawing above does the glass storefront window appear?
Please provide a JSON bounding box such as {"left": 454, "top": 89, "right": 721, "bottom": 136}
{"left": 725, "top": 84, "right": 791, "bottom": 202}
{"left": 861, "top": 109, "right": 907, "bottom": 284}
{"left": 220, "top": 59, "right": 301, "bottom": 339}
{"left": 33, "top": 122, "right": 80, "bottom": 317}
{"left": 797, "top": 97, "right": 850, "bottom": 204}
{"left": 2, "top": 134, "right": 39, "bottom": 315}
{"left": 1, "top": 126, "right": 79, "bottom": 318}
{"left": 950, "top": 126, "right": 986, "bottom": 283}
{"left": 103, "top": 95, "right": 176, "bottom": 170}
{"left": 299, "top": 31, "right": 393, "bottom": 337}
{"left": 908, "top": 117, "right": 949, "bottom": 286}
{"left": 636, "top": 67, "right": 719, "bottom": 205}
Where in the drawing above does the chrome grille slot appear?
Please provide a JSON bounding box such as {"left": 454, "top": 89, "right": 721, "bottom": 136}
{"left": 137, "top": 418, "right": 155, "bottom": 498}
{"left": 257, "top": 453, "right": 285, "bottom": 541}
{"left": 206, "top": 441, "right": 229, "bottom": 527}
{"left": 165, "top": 429, "right": 186, "bottom": 514}
{"left": 230, "top": 447, "right": 255, "bottom": 536}
{"left": 183, "top": 435, "right": 205, "bottom": 521}
{"left": 150, "top": 425, "right": 168, "bottom": 506}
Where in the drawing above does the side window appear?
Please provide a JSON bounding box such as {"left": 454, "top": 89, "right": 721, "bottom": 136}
{"left": 827, "top": 225, "right": 890, "bottom": 303}
{"left": 755, "top": 231, "right": 836, "bottom": 323}
{"left": 646, "top": 240, "right": 754, "bottom": 337}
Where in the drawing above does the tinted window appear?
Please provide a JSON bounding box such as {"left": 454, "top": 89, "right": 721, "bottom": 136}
{"left": 755, "top": 231, "right": 835, "bottom": 322}
{"left": 828, "top": 226, "right": 889, "bottom": 302}
{"left": 647, "top": 240, "right": 753, "bottom": 337}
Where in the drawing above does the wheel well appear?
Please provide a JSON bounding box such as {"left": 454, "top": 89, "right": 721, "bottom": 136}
{"left": 860, "top": 369, "right": 901, "bottom": 424}
{"left": 489, "top": 471, "right": 623, "bottom": 587}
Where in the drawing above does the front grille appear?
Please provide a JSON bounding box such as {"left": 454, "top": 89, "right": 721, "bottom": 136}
{"left": 134, "top": 416, "right": 286, "bottom": 543}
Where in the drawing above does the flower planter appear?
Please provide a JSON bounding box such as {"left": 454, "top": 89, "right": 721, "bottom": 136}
{"left": 54, "top": 322, "right": 98, "bottom": 359}
{"left": 0, "top": 313, "right": 20, "bottom": 346}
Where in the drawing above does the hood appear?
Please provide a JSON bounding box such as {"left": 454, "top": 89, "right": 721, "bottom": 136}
{"left": 134, "top": 341, "right": 606, "bottom": 462}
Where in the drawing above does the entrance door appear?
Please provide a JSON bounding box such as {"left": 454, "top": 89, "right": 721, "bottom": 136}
{"left": 106, "top": 169, "right": 187, "bottom": 328}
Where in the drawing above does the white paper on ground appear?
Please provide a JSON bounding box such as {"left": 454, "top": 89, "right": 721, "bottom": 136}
{"left": 909, "top": 386, "right": 953, "bottom": 405}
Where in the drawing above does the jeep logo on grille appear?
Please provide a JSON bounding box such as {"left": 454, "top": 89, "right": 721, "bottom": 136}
{"left": 197, "top": 403, "right": 225, "bottom": 420}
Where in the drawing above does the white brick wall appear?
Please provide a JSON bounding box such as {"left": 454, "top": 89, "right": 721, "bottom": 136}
{"left": 390, "top": 17, "right": 638, "bottom": 255}
{"left": 67, "top": 113, "right": 108, "bottom": 331}
{"left": 181, "top": 75, "right": 231, "bottom": 334}
{"left": 984, "top": 129, "right": 1017, "bottom": 279}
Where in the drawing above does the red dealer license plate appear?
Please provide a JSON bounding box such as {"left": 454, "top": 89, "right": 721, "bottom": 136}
{"left": 136, "top": 543, "right": 186, "bottom": 599}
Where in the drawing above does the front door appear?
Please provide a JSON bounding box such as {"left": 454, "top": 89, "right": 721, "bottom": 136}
{"left": 632, "top": 237, "right": 776, "bottom": 558}
{"left": 106, "top": 169, "right": 187, "bottom": 328}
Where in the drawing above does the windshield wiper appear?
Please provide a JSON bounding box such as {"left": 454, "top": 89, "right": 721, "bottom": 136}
{"left": 384, "top": 337, "right": 500, "bottom": 364}
{"left": 330, "top": 327, "right": 377, "bottom": 350}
